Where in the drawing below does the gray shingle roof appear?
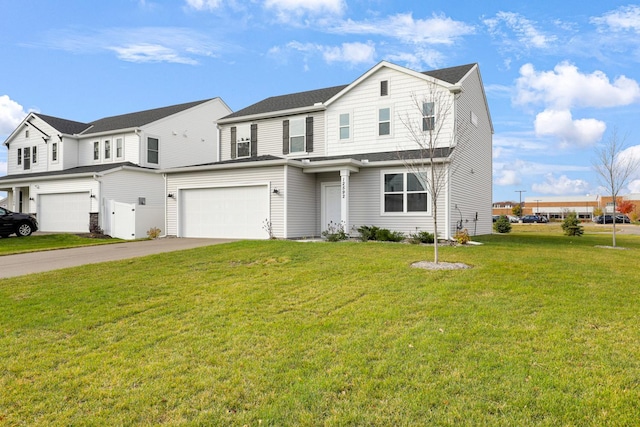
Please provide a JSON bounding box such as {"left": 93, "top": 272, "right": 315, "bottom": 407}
{"left": 221, "top": 63, "right": 476, "bottom": 121}
{"left": 222, "top": 86, "right": 347, "bottom": 120}
{"left": 81, "top": 99, "right": 214, "bottom": 135}
{"left": 0, "top": 162, "right": 146, "bottom": 183}
{"left": 35, "top": 114, "right": 91, "bottom": 135}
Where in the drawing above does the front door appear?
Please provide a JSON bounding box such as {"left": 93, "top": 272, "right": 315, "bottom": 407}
{"left": 321, "top": 182, "right": 341, "bottom": 233}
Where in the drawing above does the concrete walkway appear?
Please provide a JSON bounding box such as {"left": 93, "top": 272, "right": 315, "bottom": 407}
{"left": 0, "top": 238, "right": 235, "bottom": 279}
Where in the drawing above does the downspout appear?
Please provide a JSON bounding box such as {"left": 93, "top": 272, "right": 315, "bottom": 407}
{"left": 162, "top": 173, "right": 169, "bottom": 238}
{"left": 216, "top": 124, "right": 222, "bottom": 163}
{"left": 92, "top": 173, "right": 103, "bottom": 232}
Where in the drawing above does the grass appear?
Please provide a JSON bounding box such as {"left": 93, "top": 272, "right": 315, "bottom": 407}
{"left": 1, "top": 229, "right": 640, "bottom": 425}
{"left": 0, "top": 234, "right": 124, "bottom": 256}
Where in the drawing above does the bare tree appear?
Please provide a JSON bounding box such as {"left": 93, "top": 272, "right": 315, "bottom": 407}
{"left": 399, "top": 85, "right": 468, "bottom": 263}
{"left": 593, "top": 128, "right": 640, "bottom": 247}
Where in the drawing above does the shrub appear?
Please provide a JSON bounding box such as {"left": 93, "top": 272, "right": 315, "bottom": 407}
{"left": 356, "top": 225, "right": 380, "bottom": 242}
{"left": 322, "top": 221, "right": 349, "bottom": 242}
{"left": 408, "top": 230, "right": 435, "bottom": 244}
{"left": 454, "top": 228, "right": 470, "bottom": 244}
{"left": 561, "top": 212, "right": 584, "bottom": 236}
{"left": 146, "top": 227, "right": 162, "bottom": 239}
{"left": 494, "top": 215, "right": 512, "bottom": 233}
{"left": 375, "top": 228, "right": 405, "bottom": 242}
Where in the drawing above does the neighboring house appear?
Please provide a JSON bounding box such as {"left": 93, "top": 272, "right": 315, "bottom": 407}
{"left": 164, "top": 61, "right": 493, "bottom": 240}
{"left": 0, "top": 197, "right": 7, "bottom": 209}
{"left": 0, "top": 98, "right": 231, "bottom": 237}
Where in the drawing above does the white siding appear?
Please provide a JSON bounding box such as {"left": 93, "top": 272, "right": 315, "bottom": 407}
{"left": 30, "top": 178, "right": 100, "bottom": 230}
{"left": 449, "top": 67, "right": 493, "bottom": 236}
{"left": 325, "top": 68, "right": 455, "bottom": 156}
{"left": 285, "top": 165, "right": 317, "bottom": 238}
{"left": 142, "top": 98, "right": 231, "bottom": 168}
{"left": 166, "top": 166, "right": 286, "bottom": 237}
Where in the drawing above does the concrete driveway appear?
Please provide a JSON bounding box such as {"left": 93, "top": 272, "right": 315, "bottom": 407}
{"left": 0, "top": 238, "right": 235, "bottom": 279}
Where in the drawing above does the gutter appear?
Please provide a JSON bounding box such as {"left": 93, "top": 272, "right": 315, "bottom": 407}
{"left": 218, "top": 105, "right": 326, "bottom": 125}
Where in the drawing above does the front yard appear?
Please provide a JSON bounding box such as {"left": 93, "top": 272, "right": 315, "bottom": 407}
{"left": 1, "top": 230, "right": 639, "bottom": 425}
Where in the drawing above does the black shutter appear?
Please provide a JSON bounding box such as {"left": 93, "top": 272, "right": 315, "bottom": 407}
{"left": 282, "top": 120, "right": 289, "bottom": 155}
{"left": 230, "top": 127, "right": 237, "bottom": 159}
{"left": 250, "top": 124, "right": 258, "bottom": 158}
{"left": 305, "top": 116, "right": 314, "bottom": 153}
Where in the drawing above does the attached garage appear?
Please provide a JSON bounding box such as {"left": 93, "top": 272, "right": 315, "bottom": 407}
{"left": 38, "top": 192, "right": 90, "bottom": 232}
{"left": 179, "top": 185, "right": 269, "bottom": 239}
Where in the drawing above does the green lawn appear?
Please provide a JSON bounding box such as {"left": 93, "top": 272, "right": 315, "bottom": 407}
{"left": 0, "top": 234, "right": 123, "bottom": 256}
{"left": 1, "top": 230, "right": 639, "bottom": 425}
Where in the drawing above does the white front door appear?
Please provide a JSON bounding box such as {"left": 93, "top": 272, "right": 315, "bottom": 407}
{"left": 321, "top": 182, "right": 341, "bottom": 232}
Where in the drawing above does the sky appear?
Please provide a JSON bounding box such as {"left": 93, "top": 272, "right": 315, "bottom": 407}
{"left": 2, "top": 0, "right": 640, "bottom": 203}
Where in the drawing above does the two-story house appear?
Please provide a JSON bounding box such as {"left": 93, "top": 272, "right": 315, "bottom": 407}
{"left": 163, "top": 61, "right": 493, "bottom": 239}
{"left": 0, "top": 98, "right": 231, "bottom": 237}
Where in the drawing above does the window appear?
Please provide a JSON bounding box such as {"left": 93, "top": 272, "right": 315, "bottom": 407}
{"left": 25, "top": 130, "right": 29, "bottom": 138}
{"left": 147, "top": 137, "right": 159, "bottom": 164}
{"left": 379, "top": 107, "right": 391, "bottom": 136}
{"left": 380, "top": 80, "right": 389, "bottom": 96}
{"left": 339, "top": 113, "right": 350, "bottom": 140}
{"left": 93, "top": 141, "right": 100, "bottom": 160}
{"left": 383, "top": 172, "right": 428, "bottom": 213}
{"left": 237, "top": 137, "right": 250, "bottom": 157}
{"left": 17, "top": 148, "right": 22, "bottom": 165}
{"left": 32, "top": 146, "right": 37, "bottom": 164}
{"left": 23, "top": 147, "right": 31, "bottom": 170}
{"left": 52, "top": 143, "right": 58, "bottom": 161}
{"left": 116, "top": 138, "right": 123, "bottom": 158}
{"left": 104, "top": 140, "right": 111, "bottom": 159}
{"left": 289, "top": 118, "right": 305, "bottom": 153}
{"left": 422, "top": 102, "right": 435, "bottom": 131}
{"left": 471, "top": 111, "right": 478, "bottom": 127}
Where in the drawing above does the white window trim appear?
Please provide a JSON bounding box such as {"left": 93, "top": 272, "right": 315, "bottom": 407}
{"left": 147, "top": 136, "right": 159, "bottom": 165}
{"left": 380, "top": 79, "right": 390, "bottom": 97}
{"left": 51, "top": 142, "right": 59, "bottom": 163}
{"left": 422, "top": 102, "right": 435, "bottom": 132}
{"left": 377, "top": 105, "right": 393, "bottom": 138}
{"left": 236, "top": 124, "right": 251, "bottom": 158}
{"left": 93, "top": 141, "right": 101, "bottom": 162}
{"left": 104, "top": 139, "right": 111, "bottom": 160}
{"left": 289, "top": 117, "right": 306, "bottom": 154}
{"left": 338, "top": 111, "right": 352, "bottom": 142}
{"left": 115, "top": 138, "right": 124, "bottom": 159}
{"left": 380, "top": 169, "right": 430, "bottom": 216}
{"left": 32, "top": 146, "right": 37, "bottom": 164}
{"left": 17, "top": 148, "right": 22, "bottom": 165}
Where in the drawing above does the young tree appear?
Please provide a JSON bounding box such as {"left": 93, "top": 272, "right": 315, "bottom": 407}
{"left": 511, "top": 204, "right": 522, "bottom": 217}
{"left": 399, "top": 85, "right": 469, "bottom": 263}
{"left": 616, "top": 199, "right": 635, "bottom": 216}
{"left": 593, "top": 128, "right": 640, "bottom": 247}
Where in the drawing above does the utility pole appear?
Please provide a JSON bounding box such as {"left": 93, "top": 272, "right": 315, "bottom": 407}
{"left": 515, "top": 190, "right": 526, "bottom": 216}
{"left": 534, "top": 199, "right": 541, "bottom": 215}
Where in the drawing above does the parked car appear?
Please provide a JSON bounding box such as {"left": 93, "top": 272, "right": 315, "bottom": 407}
{"left": 0, "top": 207, "right": 38, "bottom": 237}
{"left": 520, "top": 215, "right": 548, "bottom": 223}
{"left": 593, "top": 214, "right": 631, "bottom": 224}
{"left": 507, "top": 215, "right": 520, "bottom": 223}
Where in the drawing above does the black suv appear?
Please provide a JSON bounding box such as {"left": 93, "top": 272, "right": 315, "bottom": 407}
{"left": 0, "top": 207, "right": 39, "bottom": 237}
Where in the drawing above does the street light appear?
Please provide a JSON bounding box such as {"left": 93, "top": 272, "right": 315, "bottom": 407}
{"left": 534, "top": 199, "right": 541, "bottom": 215}
{"left": 515, "top": 190, "right": 526, "bottom": 216}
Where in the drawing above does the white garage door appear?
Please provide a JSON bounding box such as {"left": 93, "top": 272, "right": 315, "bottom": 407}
{"left": 39, "top": 192, "right": 90, "bottom": 232}
{"left": 179, "top": 186, "right": 269, "bottom": 239}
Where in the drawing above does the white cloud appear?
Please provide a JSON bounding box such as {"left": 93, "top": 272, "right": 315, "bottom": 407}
{"left": 494, "top": 169, "right": 521, "bottom": 186}
{"left": 532, "top": 174, "right": 591, "bottom": 195}
{"left": 0, "top": 95, "right": 28, "bottom": 136}
{"left": 534, "top": 109, "right": 606, "bottom": 147}
{"left": 484, "top": 11, "right": 556, "bottom": 49}
{"left": 265, "top": 0, "right": 345, "bottom": 23}
{"left": 385, "top": 48, "right": 445, "bottom": 70}
{"left": 628, "top": 179, "right": 640, "bottom": 193}
{"left": 331, "top": 13, "right": 475, "bottom": 45}
{"left": 184, "top": 0, "right": 222, "bottom": 11}
{"left": 515, "top": 62, "right": 640, "bottom": 110}
{"left": 322, "top": 41, "right": 375, "bottom": 65}
{"left": 108, "top": 44, "right": 198, "bottom": 65}
{"left": 591, "top": 5, "right": 640, "bottom": 33}
{"left": 0, "top": 160, "right": 6, "bottom": 176}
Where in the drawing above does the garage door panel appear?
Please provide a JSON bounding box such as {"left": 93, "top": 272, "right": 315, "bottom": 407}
{"left": 39, "top": 192, "right": 90, "bottom": 232}
{"left": 179, "top": 186, "right": 269, "bottom": 239}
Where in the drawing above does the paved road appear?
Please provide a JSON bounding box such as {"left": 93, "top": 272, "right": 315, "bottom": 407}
{"left": 0, "top": 238, "right": 235, "bottom": 279}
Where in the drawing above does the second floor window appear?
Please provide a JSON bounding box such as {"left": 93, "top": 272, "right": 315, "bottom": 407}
{"left": 339, "top": 113, "right": 350, "bottom": 140}
{"left": 423, "top": 102, "right": 435, "bottom": 131}
{"left": 23, "top": 147, "right": 31, "bottom": 170}
{"left": 379, "top": 108, "right": 391, "bottom": 136}
{"left": 93, "top": 141, "right": 100, "bottom": 160}
{"left": 147, "top": 137, "right": 159, "bottom": 164}
{"left": 116, "top": 138, "right": 123, "bottom": 158}
{"left": 17, "top": 148, "right": 22, "bottom": 165}
{"left": 32, "top": 146, "right": 37, "bottom": 164}
{"left": 289, "top": 118, "right": 305, "bottom": 153}
{"left": 52, "top": 143, "right": 58, "bottom": 161}
{"left": 104, "top": 140, "right": 111, "bottom": 159}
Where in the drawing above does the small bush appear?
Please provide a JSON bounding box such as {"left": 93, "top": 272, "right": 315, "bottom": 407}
{"left": 146, "top": 227, "right": 162, "bottom": 239}
{"left": 375, "top": 228, "right": 405, "bottom": 242}
{"left": 494, "top": 215, "right": 512, "bottom": 233}
{"left": 408, "top": 230, "right": 435, "bottom": 244}
{"left": 454, "top": 228, "right": 470, "bottom": 244}
{"left": 561, "top": 212, "right": 584, "bottom": 236}
{"left": 357, "top": 225, "right": 380, "bottom": 242}
{"left": 322, "top": 221, "right": 349, "bottom": 242}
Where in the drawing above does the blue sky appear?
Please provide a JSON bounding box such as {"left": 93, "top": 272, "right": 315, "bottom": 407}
{"left": 2, "top": 0, "right": 640, "bottom": 202}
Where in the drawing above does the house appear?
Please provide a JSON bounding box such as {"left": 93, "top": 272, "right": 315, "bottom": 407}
{"left": 163, "top": 61, "right": 493, "bottom": 240}
{"left": 0, "top": 98, "right": 231, "bottom": 238}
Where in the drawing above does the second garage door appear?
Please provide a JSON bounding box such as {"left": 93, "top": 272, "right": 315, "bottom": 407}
{"left": 39, "top": 192, "right": 90, "bottom": 232}
{"left": 179, "top": 185, "right": 269, "bottom": 239}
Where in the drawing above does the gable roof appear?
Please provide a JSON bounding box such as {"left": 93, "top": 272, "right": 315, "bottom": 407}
{"left": 0, "top": 162, "right": 149, "bottom": 185}
{"left": 220, "top": 61, "right": 477, "bottom": 122}
{"left": 35, "top": 114, "right": 90, "bottom": 135}
{"left": 81, "top": 98, "right": 214, "bottom": 135}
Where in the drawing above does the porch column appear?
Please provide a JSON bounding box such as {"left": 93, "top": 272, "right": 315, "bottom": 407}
{"left": 340, "top": 169, "right": 350, "bottom": 231}
{"left": 11, "top": 187, "right": 17, "bottom": 211}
